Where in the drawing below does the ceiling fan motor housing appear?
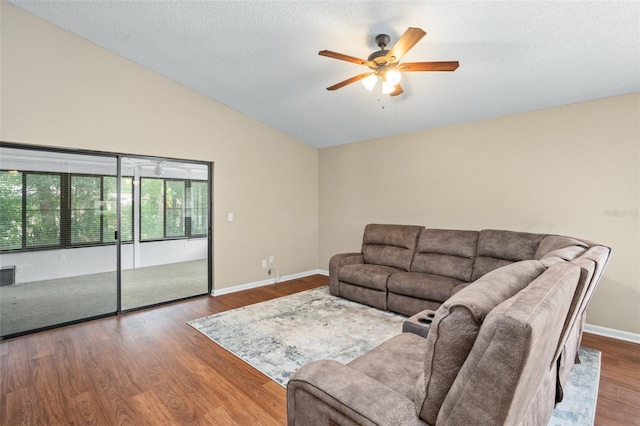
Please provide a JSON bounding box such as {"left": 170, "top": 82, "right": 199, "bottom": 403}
{"left": 367, "top": 49, "right": 391, "bottom": 66}
{"left": 375, "top": 34, "right": 390, "bottom": 49}
{"left": 368, "top": 34, "right": 398, "bottom": 67}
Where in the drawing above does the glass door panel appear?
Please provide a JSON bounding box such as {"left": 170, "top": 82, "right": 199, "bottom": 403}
{"left": 120, "top": 157, "right": 209, "bottom": 310}
{"left": 0, "top": 146, "right": 118, "bottom": 337}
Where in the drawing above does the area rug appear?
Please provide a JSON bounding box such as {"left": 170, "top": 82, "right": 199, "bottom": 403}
{"left": 189, "top": 286, "right": 406, "bottom": 385}
{"left": 550, "top": 347, "right": 600, "bottom": 425}
{"left": 188, "top": 286, "right": 600, "bottom": 425}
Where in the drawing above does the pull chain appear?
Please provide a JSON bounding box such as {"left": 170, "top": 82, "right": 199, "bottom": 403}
{"left": 377, "top": 79, "right": 385, "bottom": 110}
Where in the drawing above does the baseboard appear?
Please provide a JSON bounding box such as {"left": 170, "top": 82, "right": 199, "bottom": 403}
{"left": 212, "top": 269, "right": 328, "bottom": 296}
{"left": 584, "top": 323, "right": 640, "bottom": 344}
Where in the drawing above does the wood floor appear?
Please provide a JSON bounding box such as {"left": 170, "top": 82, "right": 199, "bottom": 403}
{"left": 1, "top": 274, "right": 638, "bottom": 425}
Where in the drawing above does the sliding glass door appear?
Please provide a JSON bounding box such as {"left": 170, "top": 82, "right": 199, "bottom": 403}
{"left": 0, "top": 145, "right": 212, "bottom": 338}
{"left": 0, "top": 146, "right": 118, "bottom": 337}
{"left": 120, "top": 157, "right": 210, "bottom": 310}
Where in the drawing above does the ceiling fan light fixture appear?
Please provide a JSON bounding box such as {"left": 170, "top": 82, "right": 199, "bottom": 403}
{"left": 385, "top": 69, "right": 402, "bottom": 86}
{"left": 362, "top": 74, "right": 378, "bottom": 91}
{"left": 320, "top": 28, "right": 458, "bottom": 97}
{"left": 381, "top": 80, "right": 396, "bottom": 95}
{"left": 154, "top": 163, "right": 165, "bottom": 176}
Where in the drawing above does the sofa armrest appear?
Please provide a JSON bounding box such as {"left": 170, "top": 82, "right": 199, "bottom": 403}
{"left": 329, "top": 253, "right": 364, "bottom": 296}
{"left": 287, "top": 360, "right": 424, "bottom": 426}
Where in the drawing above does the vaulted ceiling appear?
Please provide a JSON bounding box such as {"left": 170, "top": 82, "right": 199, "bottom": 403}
{"left": 8, "top": 1, "right": 640, "bottom": 148}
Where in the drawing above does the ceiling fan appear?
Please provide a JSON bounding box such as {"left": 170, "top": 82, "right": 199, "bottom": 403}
{"left": 128, "top": 160, "right": 189, "bottom": 176}
{"left": 319, "top": 27, "right": 459, "bottom": 96}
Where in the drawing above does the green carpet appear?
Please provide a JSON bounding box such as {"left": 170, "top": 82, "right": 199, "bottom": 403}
{"left": 0, "top": 260, "right": 207, "bottom": 337}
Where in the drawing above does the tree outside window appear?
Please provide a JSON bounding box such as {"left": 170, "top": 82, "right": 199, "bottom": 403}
{"left": 0, "top": 171, "right": 23, "bottom": 250}
{"left": 1, "top": 170, "right": 206, "bottom": 251}
{"left": 190, "top": 181, "right": 208, "bottom": 237}
{"left": 26, "top": 174, "right": 60, "bottom": 248}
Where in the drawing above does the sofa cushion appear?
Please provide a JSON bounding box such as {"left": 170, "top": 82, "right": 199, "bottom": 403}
{"left": 471, "top": 229, "right": 547, "bottom": 280}
{"left": 388, "top": 293, "right": 441, "bottom": 317}
{"left": 566, "top": 245, "right": 611, "bottom": 363}
{"left": 339, "top": 264, "right": 402, "bottom": 291}
{"left": 388, "top": 272, "right": 465, "bottom": 303}
{"left": 348, "top": 333, "right": 427, "bottom": 401}
{"left": 436, "top": 262, "right": 580, "bottom": 426}
{"left": 413, "top": 259, "right": 547, "bottom": 425}
{"left": 477, "top": 229, "right": 547, "bottom": 261}
{"left": 411, "top": 229, "right": 478, "bottom": 282}
{"left": 361, "top": 224, "right": 423, "bottom": 271}
{"left": 535, "top": 235, "right": 589, "bottom": 259}
{"left": 471, "top": 257, "right": 514, "bottom": 280}
{"left": 540, "top": 245, "right": 587, "bottom": 261}
{"left": 340, "top": 282, "right": 388, "bottom": 310}
{"left": 555, "top": 259, "right": 593, "bottom": 385}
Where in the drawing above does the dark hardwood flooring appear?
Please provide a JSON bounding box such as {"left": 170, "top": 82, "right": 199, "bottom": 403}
{"left": 1, "top": 274, "right": 638, "bottom": 425}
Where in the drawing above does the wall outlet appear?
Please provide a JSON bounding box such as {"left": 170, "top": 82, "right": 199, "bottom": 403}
{"left": 261, "top": 260, "right": 267, "bottom": 268}
{"left": 269, "top": 255, "right": 274, "bottom": 265}
{"left": 16, "top": 265, "right": 24, "bottom": 273}
{"left": 59, "top": 253, "right": 66, "bottom": 261}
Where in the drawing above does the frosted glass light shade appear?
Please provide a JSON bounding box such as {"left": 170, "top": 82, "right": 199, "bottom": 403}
{"left": 381, "top": 80, "right": 396, "bottom": 94}
{"left": 385, "top": 70, "right": 401, "bottom": 86}
{"left": 362, "top": 74, "right": 378, "bottom": 91}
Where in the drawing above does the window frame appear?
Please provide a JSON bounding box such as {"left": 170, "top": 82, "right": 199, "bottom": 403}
{"left": 138, "top": 177, "right": 208, "bottom": 243}
{"left": 0, "top": 170, "right": 134, "bottom": 253}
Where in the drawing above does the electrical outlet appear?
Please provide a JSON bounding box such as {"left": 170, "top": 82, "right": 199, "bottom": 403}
{"left": 269, "top": 255, "right": 274, "bottom": 265}
{"left": 17, "top": 265, "right": 24, "bottom": 273}
{"left": 59, "top": 253, "right": 66, "bottom": 261}
{"left": 261, "top": 260, "right": 267, "bottom": 268}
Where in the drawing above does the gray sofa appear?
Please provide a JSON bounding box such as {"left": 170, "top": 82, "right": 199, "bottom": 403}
{"left": 287, "top": 224, "right": 610, "bottom": 425}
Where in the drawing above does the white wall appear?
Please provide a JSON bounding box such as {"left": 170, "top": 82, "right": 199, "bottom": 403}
{"left": 1, "top": 245, "right": 128, "bottom": 284}
{"left": 136, "top": 238, "right": 207, "bottom": 268}
{"left": 0, "top": 238, "right": 207, "bottom": 284}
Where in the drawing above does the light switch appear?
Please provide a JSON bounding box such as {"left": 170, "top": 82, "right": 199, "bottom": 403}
{"left": 227, "top": 213, "right": 234, "bottom": 222}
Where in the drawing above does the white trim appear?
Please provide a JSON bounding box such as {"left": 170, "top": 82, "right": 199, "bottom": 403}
{"left": 317, "top": 269, "right": 329, "bottom": 276}
{"left": 211, "top": 269, "right": 327, "bottom": 296}
{"left": 584, "top": 323, "right": 640, "bottom": 344}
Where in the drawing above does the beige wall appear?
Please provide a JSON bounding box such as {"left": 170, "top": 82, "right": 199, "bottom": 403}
{"left": 3, "top": 2, "right": 638, "bottom": 335}
{"left": 320, "top": 93, "right": 640, "bottom": 334}
{"left": 1, "top": 2, "right": 319, "bottom": 290}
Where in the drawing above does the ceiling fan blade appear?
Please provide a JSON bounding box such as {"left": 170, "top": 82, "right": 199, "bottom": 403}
{"left": 398, "top": 61, "right": 460, "bottom": 72}
{"left": 389, "top": 84, "right": 404, "bottom": 97}
{"left": 326, "top": 72, "right": 374, "bottom": 91}
{"left": 318, "top": 50, "right": 371, "bottom": 66}
{"left": 385, "top": 27, "right": 427, "bottom": 63}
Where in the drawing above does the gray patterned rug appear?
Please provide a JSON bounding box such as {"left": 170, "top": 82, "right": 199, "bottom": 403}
{"left": 188, "top": 286, "right": 600, "bottom": 425}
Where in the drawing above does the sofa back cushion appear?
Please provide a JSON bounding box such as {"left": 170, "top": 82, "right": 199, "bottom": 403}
{"left": 570, "top": 245, "right": 611, "bottom": 311}
{"left": 410, "top": 229, "right": 479, "bottom": 282}
{"left": 554, "top": 258, "right": 593, "bottom": 385}
{"left": 361, "top": 224, "right": 423, "bottom": 271}
{"left": 471, "top": 229, "right": 547, "bottom": 281}
{"left": 536, "top": 235, "right": 589, "bottom": 260}
{"left": 436, "top": 263, "right": 581, "bottom": 426}
{"left": 413, "top": 259, "right": 547, "bottom": 425}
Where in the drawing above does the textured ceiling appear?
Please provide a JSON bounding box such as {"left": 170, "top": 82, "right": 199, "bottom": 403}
{"left": 8, "top": 1, "right": 640, "bottom": 148}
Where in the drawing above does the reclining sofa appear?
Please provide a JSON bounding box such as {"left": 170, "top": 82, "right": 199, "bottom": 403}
{"left": 287, "top": 224, "right": 610, "bottom": 425}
